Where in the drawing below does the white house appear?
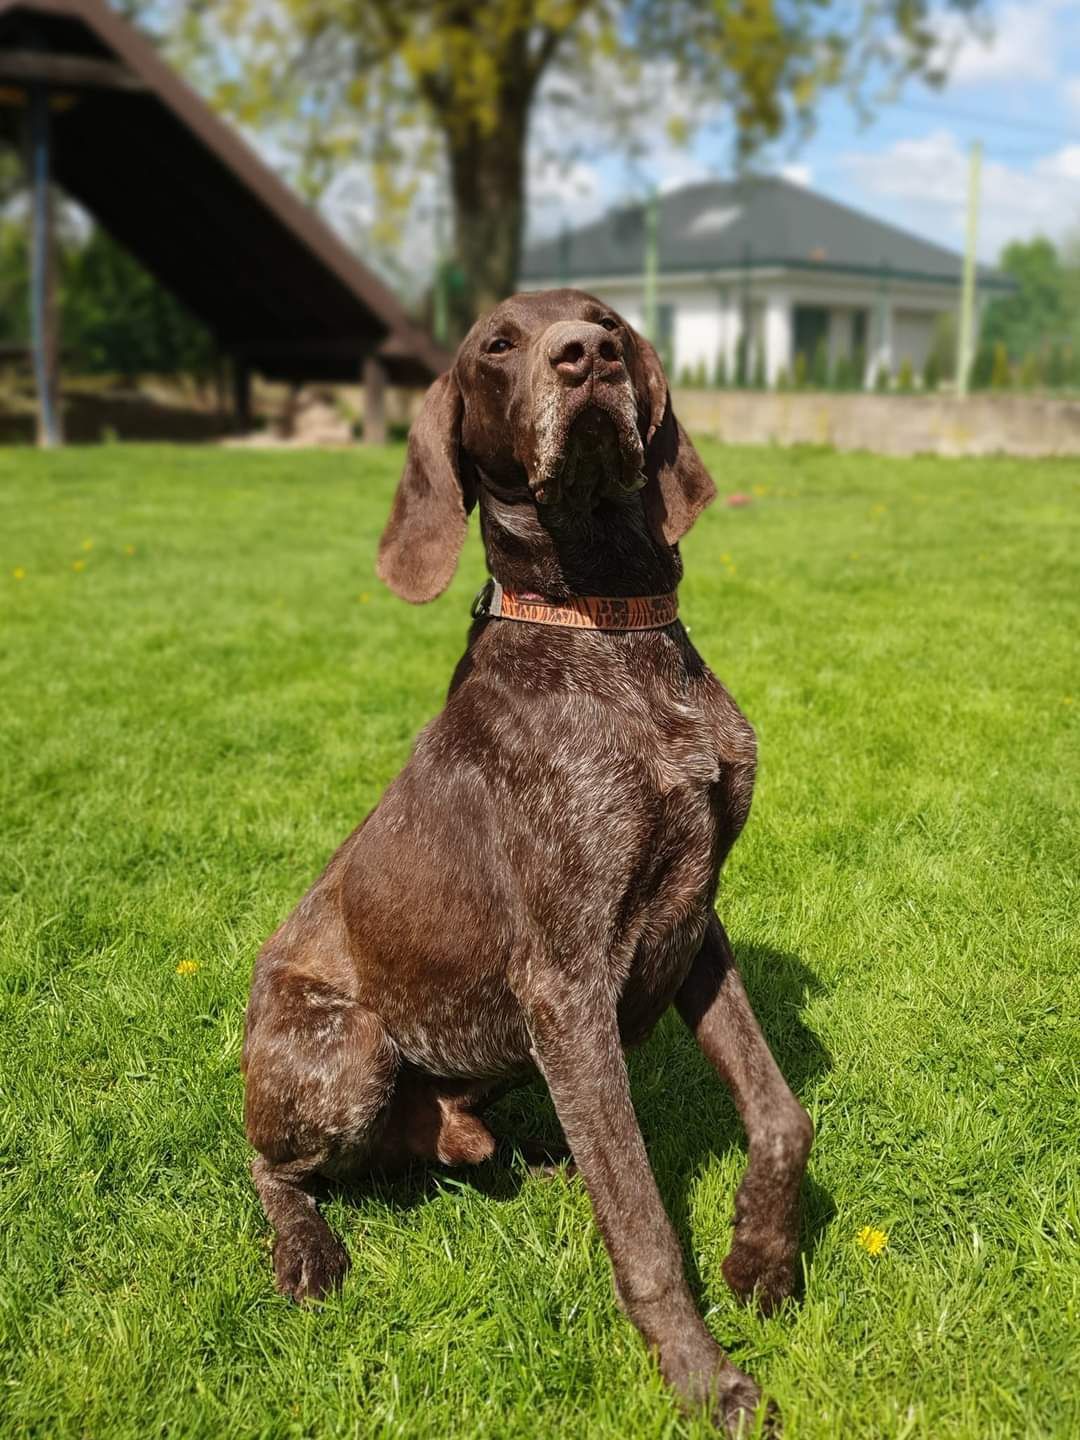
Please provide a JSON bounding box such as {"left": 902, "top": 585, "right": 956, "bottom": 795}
{"left": 519, "top": 178, "right": 1012, "bottom": 385}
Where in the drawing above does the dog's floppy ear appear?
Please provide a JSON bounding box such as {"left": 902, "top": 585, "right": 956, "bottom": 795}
{"left": 633, "top": 332, "right": 716, "bottom": 546}
{"left": 376, "top": 369, "right": 476, "bottom": 603}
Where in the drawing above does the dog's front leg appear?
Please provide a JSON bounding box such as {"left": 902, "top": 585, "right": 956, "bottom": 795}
{"left": 677, "top": 915, "right": 813, "bottom": 1314}
{"left": 518, "top": 975, "right": 764, "bottom": 1437}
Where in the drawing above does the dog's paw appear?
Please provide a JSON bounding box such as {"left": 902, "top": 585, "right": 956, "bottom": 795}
{"left": 717, "top": 1372, "right": 776, "bottom": 1437}
{"left": 721, "top": 1235, "right": 797, "bottom": 1317}
{"left": 273, "top": 1226, "right": 349, "bottom": 1304}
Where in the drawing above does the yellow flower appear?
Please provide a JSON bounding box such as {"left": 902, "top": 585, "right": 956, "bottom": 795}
{"left": 12, "top": 567, "right": 25, "bottom": 581}
{"left": 175, "top": 960, "right": 200, "bottom": 976}
{"left": 856, "top": 1225, "right": 888, "bottom": 1257}
{"left": 72, "top": 559, "right": 86, "bottom": 572}
{"left": 752, "top": 484, "right": 769, "bottom": 497}
{"left": 124, "top": 544, "right": 136, "bottom": 556}
{"left": 82, "top": 539, "right": 94, "bottom": 552}
{"left": 870, "top": 503, "right": 888, "bottom": 516}
{"left": 358, "top": 592, "right": 370, "bottom": 604}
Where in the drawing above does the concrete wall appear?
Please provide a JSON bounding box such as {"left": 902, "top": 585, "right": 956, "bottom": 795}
{"left": 671, "top": 389, "right": 1080, "bottom": 458}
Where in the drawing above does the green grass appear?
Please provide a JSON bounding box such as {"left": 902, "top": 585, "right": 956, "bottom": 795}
{"left": 1, "top": 441, "right": 1077, "bottom": 1440}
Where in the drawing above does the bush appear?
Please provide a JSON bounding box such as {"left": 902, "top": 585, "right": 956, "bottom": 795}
{"left": 693, "top": 357, "right": 708, "bottom": 388}
{"left": 751, "top": 348, "right": 766, "bottom": 390}
{"left": 990, "top": 341, "right": 1011, "bottom": 390}
{"left": 1019, "top": 352, "right": 1042, "bottom": 390}
{"left": 923, "top": 350, "right": 941, "bottom": 392}
{"left": 775, "top": 366, "right": 791, "bottom": 391}
{"left": 734, "top": 334, "right": 749, "bottom": 388}
{"left": 851, "top": 346, "right": 867, "bottom": 390}
{"left": 896, "top": 357, "right": 915, "bottom": 393}
{"left": 971, "top": 339, "right": 994, "bottom": 390}
{"left": 874, "top": 363, "right": 890, "bottom": 393}
{"left": 1046, "top": 342, "right": 1067, "bottom": 389}
{"left": 713, "top": 352, "right": 728, "bottom": 388}
{"left": 678, "top": 363, "right": 694, "bottom": 387}
{"left": 811, "top": 337, "right": 829, "bottom": 389}
{"left": 793, "top": 351, "right": 808, "bottom": 389}
{"left": 832, "top": 354, "right": 854, "bottom": 391}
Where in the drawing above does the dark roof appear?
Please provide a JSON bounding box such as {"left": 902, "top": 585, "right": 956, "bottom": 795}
{"left": 521, "top": 177, "right": 1012, "bottom": 292}
{"left": 0, "top": 0, "right": 449, "bottom": 383}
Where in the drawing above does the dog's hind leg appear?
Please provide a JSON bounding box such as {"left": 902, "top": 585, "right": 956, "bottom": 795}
{"left": 676, "top": 914, "right": 813, "bottom": 1315}
{"left": 243, "top": 971, "right": 399, "bottom": 1303}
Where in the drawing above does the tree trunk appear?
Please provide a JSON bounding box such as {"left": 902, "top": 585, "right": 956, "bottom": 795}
{"left": 445, "top": 96, "right": 528, "bottom": 334}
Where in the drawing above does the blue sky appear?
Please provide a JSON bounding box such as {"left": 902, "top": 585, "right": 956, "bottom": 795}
{"left": 524, "top": 0, "right": 1080, "bottom": 265}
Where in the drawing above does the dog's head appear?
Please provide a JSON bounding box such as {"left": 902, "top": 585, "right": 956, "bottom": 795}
{"left": 378, "top": 288, "right": 715, "bottom": 602}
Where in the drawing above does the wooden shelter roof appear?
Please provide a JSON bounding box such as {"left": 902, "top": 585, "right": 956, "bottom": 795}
{"left": 0, "top": 0, "right": 449, "bottom": 385}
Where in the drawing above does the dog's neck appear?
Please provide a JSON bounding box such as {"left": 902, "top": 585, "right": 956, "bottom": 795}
{"left": 477, "top": 485, "right": 681, "bottom": 601}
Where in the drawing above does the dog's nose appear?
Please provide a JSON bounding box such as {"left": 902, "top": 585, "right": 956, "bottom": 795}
{"left": 547, "top": 323, "right": 622, "bottom": 386}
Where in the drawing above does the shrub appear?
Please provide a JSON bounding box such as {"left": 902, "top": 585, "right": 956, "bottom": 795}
{"left": 678, "top": 363, "right": 694, "bottom": 387}
{"left": 896, "top": 357, "right": 915, "bottom": 393}
{"left": 851, "top": 346, "right": 867, "bottom": 390}
{"left": 775, "top": 366, "right": 791, "bottom": 391}
{"left": 971, "top": 339, "right": 994, "bottom": 390}
{"left": 734, "top": 334, "right": 749, "bottom": 388}
{"left": 923, "top": 350, "right": 941, "bottom": 392}
{"left": 793, "top": 351, "right": 808, "bottom": 389}
{"left": 1019, "top": 352, "right": 1041, "bottom": 390}
{"left": 811, "top": 337, "right": 829, "bottom": 389}
{"left": 990, "top": 341, "right": 1011, "bottom": 389}
{"left": 751, "top": 349, "right": 766, "bottom": 390}
{"left": 874, "top": 363, "right": 890, "bottom": 393}
{"left": 713, "top": 352, "right": 728, "bottom": 388}
{"left": 1046, "top": 342, "right": 1066, "bottom": 389}
{"left": 693, "top": 357, "right": 708, "bottom": 388}
{"left": 832, "top": 354, "right": 854, "bottom": 391}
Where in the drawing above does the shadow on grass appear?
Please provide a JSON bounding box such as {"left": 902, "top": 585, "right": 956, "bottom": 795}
{"left": 326, "top": 938, "right": 834, "bottom": 1309}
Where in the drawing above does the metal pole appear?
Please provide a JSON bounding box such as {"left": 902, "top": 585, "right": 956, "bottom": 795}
{"left": 643, "top": 185, "right": 658, "bottom": 344}
{"left": 28, "top": 84, "right": 62, "bottom": 447}
{"left": 956, "top": 140, "right": 983, "bottom": 399}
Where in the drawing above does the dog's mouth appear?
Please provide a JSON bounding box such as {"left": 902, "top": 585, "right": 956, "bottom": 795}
{"left": 532, "top": 384, "right": 645, "bottom": 507}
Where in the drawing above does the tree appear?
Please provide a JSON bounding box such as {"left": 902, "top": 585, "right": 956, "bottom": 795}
{"left": 981, "top": 238, "right": 1072, "bottom": 361}
{"left": 161, "top": 0, "right": 992, "bottom": 330}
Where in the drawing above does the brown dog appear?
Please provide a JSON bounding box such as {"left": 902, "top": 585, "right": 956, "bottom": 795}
{"left": 243, "top": 288, "right": 811, "bottom": 1435}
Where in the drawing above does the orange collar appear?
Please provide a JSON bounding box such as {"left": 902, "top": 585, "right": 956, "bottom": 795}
{"left": 472, "top": 578, "right": 678, "bottom": 631}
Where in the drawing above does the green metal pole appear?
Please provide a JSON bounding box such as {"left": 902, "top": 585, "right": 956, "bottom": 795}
{"left": 28, "top": 84, "right": 61, "bottom": 447}
{"left": 956, "top": 140, "right": 983, "bottom": 399}
{"left": 643, "top": 185, "right": 658, "bottom": 344}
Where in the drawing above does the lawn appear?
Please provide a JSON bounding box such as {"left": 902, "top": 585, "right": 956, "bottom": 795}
{"left": 1, "top": 441, "right": 1077, "bottom": 1440}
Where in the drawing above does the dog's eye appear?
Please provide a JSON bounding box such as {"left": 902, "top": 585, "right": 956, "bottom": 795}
{"left": 599, "top": 317, "right": 618, "bottom": 332}
{"left": 487, "top": 337, "right": 513, "bottom": 354}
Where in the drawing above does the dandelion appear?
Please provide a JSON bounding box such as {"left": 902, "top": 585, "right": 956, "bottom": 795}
{"left": 752, "top": 484, "right": 769, "bottom": 497}
{"left": 175, "top": 960, "right": 200, "bottom": 976}
{"left": 124, "top": 545, "right": 136, "bottom": 556}
{"left": 358, "top": 592, "right": 370, "bottom": 604}
{"left": 12, "top": 567, "right": 25, "bottom": 581}
{"left": 72, "top": 559, "right": 86, "bottom": 572}
{"left": 856, "top": 1225, "right": 888, "bottom": 1257}
{"left": 82, "top": 539, "right": 94, "bottom": 552}
{"left": 1063, "top": 697, "right": 1075, "bottom": 707}
{"left": 870, "top": 503, "right": 888, "bottom": 516}
{"left": 849, "top": 552, "right": 861, "bottom": 561}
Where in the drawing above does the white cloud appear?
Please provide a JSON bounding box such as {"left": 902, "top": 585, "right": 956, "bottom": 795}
{"left": 841, "top": 128, "right": 1080, "bottom": 261}
{"left": 935, "top": 0, "right": 1068, "bottom": 87}
{"left": 779, "top": 162, "right": 813, "bottom": 187}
